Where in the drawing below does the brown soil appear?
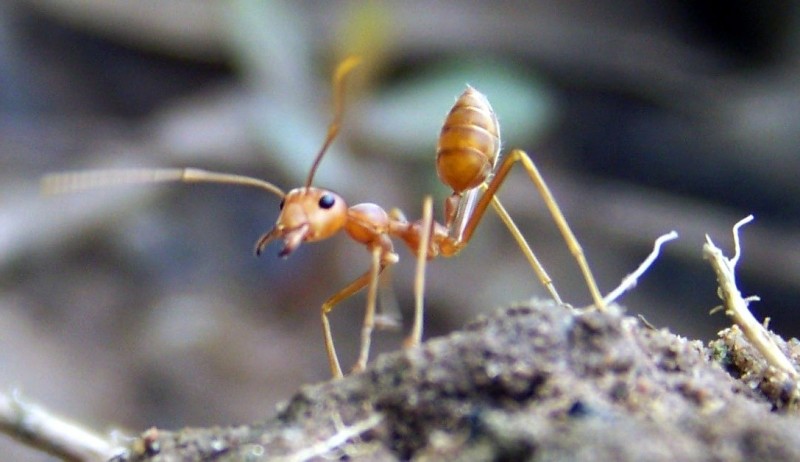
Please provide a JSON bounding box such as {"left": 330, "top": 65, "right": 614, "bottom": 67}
{"left": 112, "top": 301, "right": 800, "bottom": 462}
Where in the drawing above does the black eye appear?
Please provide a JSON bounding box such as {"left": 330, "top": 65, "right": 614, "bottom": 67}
{"left": 318, "top": 194, "right": 335, "bottom": 209}
{"left": 279, "top": 198, "right": 285, "bottom": 210}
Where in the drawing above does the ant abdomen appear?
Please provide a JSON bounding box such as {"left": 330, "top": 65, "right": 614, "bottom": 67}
{"left": 435, "top": 86, "right": 501, "bottom": 194}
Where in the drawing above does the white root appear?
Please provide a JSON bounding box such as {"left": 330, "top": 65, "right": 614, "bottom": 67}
{"left": 603, "top": 230, "right": 679, "bottom": 306}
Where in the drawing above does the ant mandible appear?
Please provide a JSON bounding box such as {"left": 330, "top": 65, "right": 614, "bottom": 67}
{"left": 43, "top": 57, "right": 606, "bottom": 378}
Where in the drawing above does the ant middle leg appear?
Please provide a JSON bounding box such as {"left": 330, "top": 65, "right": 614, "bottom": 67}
{"left": 404, "top": 195, "right": 434, "bottom": 349}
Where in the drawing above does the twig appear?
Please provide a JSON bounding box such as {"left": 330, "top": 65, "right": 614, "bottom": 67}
{"left": 0, "top": 389, "right": 121, "bottom": 461}
{"left": 703, "top": 215, "right": 798, "bottom": 379}
{"left": 603, "top": 230, "right": 679, "bottom": 305}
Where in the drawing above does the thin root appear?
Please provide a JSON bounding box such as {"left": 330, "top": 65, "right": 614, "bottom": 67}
{"left": 603, "top": 230, "right": 679, "bottom": 306}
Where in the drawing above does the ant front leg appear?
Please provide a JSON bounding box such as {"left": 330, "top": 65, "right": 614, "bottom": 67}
{"left": 353, "top": 245, "right": 383, "bottom": 373}
{"left": 320, "top": 239, "right": 396, "bottom": 378}
{"left": 461, "top": 149, "right": 607, "bottom": 311}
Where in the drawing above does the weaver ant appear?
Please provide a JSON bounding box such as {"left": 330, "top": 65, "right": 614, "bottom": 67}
{"left": 43, "top": 57, "right": 605, "bottom": 378}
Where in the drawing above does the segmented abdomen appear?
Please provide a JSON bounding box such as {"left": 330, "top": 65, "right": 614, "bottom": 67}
{"left": 436, "top": 86, "right": 500, "bottom": 193}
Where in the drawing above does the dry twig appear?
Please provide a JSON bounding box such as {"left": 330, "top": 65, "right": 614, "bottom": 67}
{"left": 703, "top": 215, "right": 798, "bottom": 380}
{"left": 0, "top": 389, "right": 121, "bottom": 461}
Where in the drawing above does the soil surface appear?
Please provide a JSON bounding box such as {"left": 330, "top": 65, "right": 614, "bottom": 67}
{"left": 112, "top": 300, "right": 800, "bottom": 462}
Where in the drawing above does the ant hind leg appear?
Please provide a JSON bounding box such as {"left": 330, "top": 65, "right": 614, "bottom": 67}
{"left": 457, "top": 149, "right": 606, "bottom": 311}
{"left": 484, "top": 190, "right": 564, "bottom": 305}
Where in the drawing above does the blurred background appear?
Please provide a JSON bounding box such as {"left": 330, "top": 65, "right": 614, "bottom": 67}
{"left": 2, "top": 0, "right": 799, "bottom": 458}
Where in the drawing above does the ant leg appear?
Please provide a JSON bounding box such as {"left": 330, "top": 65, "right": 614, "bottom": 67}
{"left": 352, "top": 246, "right": 383, "bottom": 373}
{"left": 404, "top": 195, "right": 433, "bottom": 349}
{"left": 375, "top": 264, "right": 402, "bottom": 331}
{"left": 321, "top": 248, "right": 390, "bottom": 378}
{"left": 484, "top": 189, "right": 564, "bottom": 305}
{"left": 461, "top": 149, "right": 606, "bottom": 311}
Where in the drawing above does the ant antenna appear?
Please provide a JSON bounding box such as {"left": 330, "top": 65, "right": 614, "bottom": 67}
{"left": 42, "top": 168, "right": 286, "bottom": 198}
{"left": 304, "top": 56, "right": 362, "bottom": 189}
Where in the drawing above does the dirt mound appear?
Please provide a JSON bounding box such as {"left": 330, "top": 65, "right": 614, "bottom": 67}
{"left": 116, "top": 300, "right": 800, "bottom": 461}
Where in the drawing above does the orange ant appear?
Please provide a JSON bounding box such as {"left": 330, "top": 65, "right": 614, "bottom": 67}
{"left": 43, "top": 57, "right": 606, "bottom": 378}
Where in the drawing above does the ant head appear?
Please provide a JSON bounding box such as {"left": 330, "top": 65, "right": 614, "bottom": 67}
{"left": 255, "top": 57, "right": 360, "bottom": 258}
{"left": 255, "top": 187, "right": 348, "bottom": 257}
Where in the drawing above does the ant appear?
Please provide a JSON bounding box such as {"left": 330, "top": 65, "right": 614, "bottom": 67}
{"left": 43, "top": 57, "right": 606, "bottom": 378}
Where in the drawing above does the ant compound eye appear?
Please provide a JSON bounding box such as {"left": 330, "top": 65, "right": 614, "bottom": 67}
{"left": 279, "top": 198, "right": 285, "bottom": 210}
{"left": 318, "top": 194, "right": 336, "bottom": 209}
